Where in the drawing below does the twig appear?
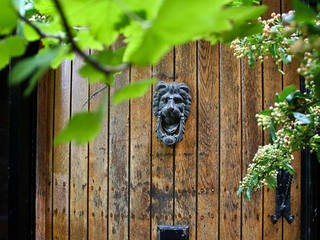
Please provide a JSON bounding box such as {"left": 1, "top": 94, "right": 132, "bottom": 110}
{"left": 17, "top": 13, "right": 64, "bottom": 42}
{"left": 52, "top": 0, "right": 130, "bottom": 74}
{"left": 82, "top": 85, "right": 108, "bottom": 108}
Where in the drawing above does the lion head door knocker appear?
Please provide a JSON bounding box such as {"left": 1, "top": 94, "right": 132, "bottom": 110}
{"left": 153, "top": 81, "right": 192, "bottom": 146}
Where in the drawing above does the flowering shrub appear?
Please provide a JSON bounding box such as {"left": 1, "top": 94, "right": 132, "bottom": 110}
{"left": 232, "top": 1, "right": 320, "bottom": 200}
{"left": 231, "top": 11, "right": 299, "bottom": 73}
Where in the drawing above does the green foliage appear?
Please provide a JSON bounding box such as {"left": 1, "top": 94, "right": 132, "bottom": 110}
{"left": 55, "top": 93, "right": 107, "bottom": 144}
{"left": 1, "top": 0, "right": 267, "bottom": 143}
{"left": 236, "top": 49, "right": 320, "bottom": 198}
{"left": 232, "top": 0, "right": 260, "bottom": 6}
{"left": 292, "top": 0, "right": 316, "bottom": 23}
{"left": 9, "top": 46, "right": 60, "bottom": 95}
{"left": 231, "top": 11, "right": 298, "bottom": 73}
{"left": 279, "top": 85, "right": 296, "bottom": 102}
{"left": 0, "top": 36, "right": 27, "bottom": 69}
{"left": 0, "top": 0, "right": 18, "bottom": 34}
{"left": 79, "top": 47, "right": 125, "bottom": 84}
{"left": 112, "top": 78, "right": 157, "bottom": 104}
{"left": 124, "top": 0, "right": 267, "bottom": 65}
{"left": 232, "top": 3, "right": 320, "bottom": 199}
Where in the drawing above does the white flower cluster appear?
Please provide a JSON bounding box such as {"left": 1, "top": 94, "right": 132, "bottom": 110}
{"left": 257, "top": 102, "right": 289, "bottom": 130}
{"left": 230, "top": 11, "right": 298, "bottom": 71}
{"left": 309, "top": 134, "right": 320, "bottom": 153}
{"left": 297, "top": 51, "right": 319, "bottom": 96}
{"left": 310, "top": 105, "right": 320, "bottom": 128}
{"left": 239, "top": 144, "right": 293, "bottom": 191}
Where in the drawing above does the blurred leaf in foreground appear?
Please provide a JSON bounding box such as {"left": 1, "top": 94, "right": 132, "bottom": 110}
{"left": 113, "top": 78, "right": 157, "bottom": 104}
{"left": 55, "top": 93, "right": 107, "bottom": 144}
{"left": 0, "top": 36, "right": 27, "bottom": 70}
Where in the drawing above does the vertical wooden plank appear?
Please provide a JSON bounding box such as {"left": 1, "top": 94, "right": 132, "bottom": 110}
{"left": 282, "top": 2, "right": 301, "bottom": 237}
{"left": 70, "top": 54, "right": 89, "bottom": 240}
{"left": 151, "top": 51, "right": 174, "bottom": 240}
{"left": 220, "top": 44, "right": 241, "bottom": 240}
{"left": 197, "top": 40, "right": 219, "bottom": 240}
{"left": 242, "top": 61, "right": 263, "bottom": 239}
{"left": 88, "top": 83, "right": 108, "bottom": 239}
{"left": 130, "top": 66, "right": 151, "bottom": 239}
{"left": 36, "top": 70, "right": 54, "bottom": 240}
{"left": 109, "top": 42, "right": 130, "bottom": 240}
{"left": 262, "top": 1, "right": 283, "bottom": 239}
{"left": 175, "top": 42, "right": 197, "bottom": 240}
{"left": 53, "top": 62, "right": 71, "bottom": 240}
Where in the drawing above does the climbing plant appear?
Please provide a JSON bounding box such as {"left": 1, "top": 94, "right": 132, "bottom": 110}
{"left": 231, "top": 0, "right": 320, "bottom": 199}
{"left": 0, "top": 0, "right": 266, "bottom": 143}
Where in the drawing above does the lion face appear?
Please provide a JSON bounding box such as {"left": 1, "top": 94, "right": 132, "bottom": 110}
{"left": 153, "top": 81, "right": 191, "bottom": 146}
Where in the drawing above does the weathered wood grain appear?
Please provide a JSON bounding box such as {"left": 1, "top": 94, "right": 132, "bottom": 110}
{"left": 88, "top": 82, "right": 109, "bottom": 240}
{"left": 36, "top": 70, "right": 54, "bottom": 240}
{"left": 130, "top": 66, "right": 152, "bottom": 240}
{"left": 109, "top": 42, "right": 130, "bottom": 240}
{"left": 52, "top": 62, "right": 71, "bottom": 240}
{"left": 220, "top": 44, "right": 241, "bottom": 240}
{"left": 175, "top": 42, "right": 197, "bottom": 240}
{"left": 197, "top": 40, "right": 219, "bottom": 240}
{"left": 262, "top": 1, "right": 283, "bottom": 239}
{"left": 242, "top": 59, "right": 263, "bottom": 240}
{"left": 151, "top": 50, "right": 174, "bottom": 240}
{"left": 70, "top": 54, "right": 89, "bottom": 240}
{"left": 37, "top": 8, "right": 303, "bottom": 238}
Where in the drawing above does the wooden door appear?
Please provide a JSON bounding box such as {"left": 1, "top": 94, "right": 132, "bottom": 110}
{"left": 35, "top": 1, "right": 301, "bottom": 239}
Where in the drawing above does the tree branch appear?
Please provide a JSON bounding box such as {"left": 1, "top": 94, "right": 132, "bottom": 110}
{"left": 82, "top": 85, "right": 108, "bottom": 108}
{"left": 17, "top": 13, "right": 64, "bottom": 42}
{"left": 52, "top": 0, "right": 130, "bottom": 75}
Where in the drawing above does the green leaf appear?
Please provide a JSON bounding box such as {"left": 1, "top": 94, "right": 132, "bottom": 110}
{"left": 35, "top": 0, "right": 162, "bottom": 45}
{"left": 9, "top": 47, "right": 60, "bottom": 86}
{"left": 0, "top": 36, "right": 27, "bottom": 70}
{"left": 220, "top": 22, "right": 263, "bottom": 43}
{"left": 274, "top": 93, "right": 280, "bottom": 103}
{"left": 244, "top": 188, "right": 251, "bottom": 201}
{"left": 237, "top": 186, "right": 244, "bottom": 196}
{"left": 247, "top": 50, "right": 257, "bottom": 68}
{"left": 76, "top": 31, "right": 103, "bottom": 51}
{"left": 24, "top": 66, "right": 48, "bottom": 96}
{"left": 221, "top": 5, "right": 267, "bottom": 23}
{"left": 292, "top": 112, "right": 311, "bottom": 125}
{"left": 34, "top": 0, "right": 56, "bottom": 15}
{"left": 23, "top": 23, "right": 41, "bottom": 41}
{"left": 113, "top": 78, "right": 157, "bottom": 104}
{"left": 283, "top": 163, "right": 295, "bottom": 175}
{"left": 79, "top": 48, "right": 126, "bottom": 84}
{"left": 125, "top": 0, "right": 266, "bottom": 65}
{"left": 0, "top": 49, "right": 9, "bottom": 70}
{"left": 0, "top": 0, "right": 18, "bottom": 35}
{"left": 50, "top": 45, "right": 75, "bottom": 69}
{"left": 55, "top": 93, "right": 107, "bottom": 144}
{"left": 279, "top": 85, "right": 296, "bottom": 102}
{"left": 266, "top": 175, "right": 277, "bottom": 190}
{"left": 286, "top": 90, "right": 307, "bottom": 103}
{"left": 293, "top": 0, "right": 317, "bottom": 23}
{"left": 269, "top": 121, "right": 276, "bottom": 144}
{"left": 259, "top": 109, "right": 272, "bottom": 116}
